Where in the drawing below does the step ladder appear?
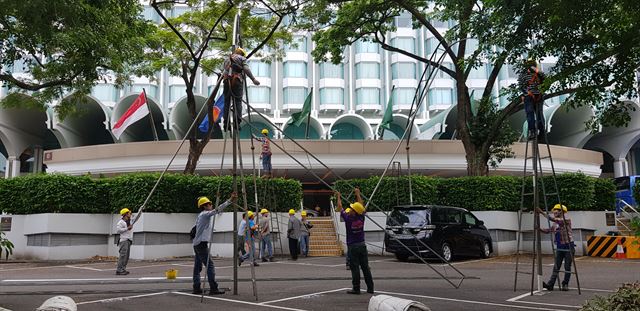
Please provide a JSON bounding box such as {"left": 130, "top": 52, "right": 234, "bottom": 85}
{"left": 262, "top": 179, "right": 285, "bottom": 258}
{"left": 513, "top": 127, "right": 582, "bottom": 295}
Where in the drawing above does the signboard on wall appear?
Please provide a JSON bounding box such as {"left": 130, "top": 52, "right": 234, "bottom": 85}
{"left": 1, "top": 217, "right": 11, "bottom": 231}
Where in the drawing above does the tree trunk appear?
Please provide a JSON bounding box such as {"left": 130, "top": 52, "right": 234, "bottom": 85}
{"left": 184, "top": 139, "right": 204, "bottom": 174}
{"left": 454, "top": 80, "right": 489, "bottom": 176}
{"left": 466, "top": 152, "right": 489, "bottom": 176}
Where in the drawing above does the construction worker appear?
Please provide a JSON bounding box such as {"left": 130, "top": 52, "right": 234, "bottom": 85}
{"left": 518, "top": 58, "right": 547, "bottom": 140}
{"left": 536, "top": 204, "right": 574, "bottom": 291}
{"left": 254, "top": 128, "right": 273, "bottom": 178}
{"left": 115, "top": 208, "right": 134, "bottom": 275}
{"left": 299, "top": 211, "right": 313, "bottom": 257}
{"left": 222, "top": 47, "right": 260, "bottom": 132}
{"left": 258, "top": 208, "right": 274, "bottom": 262}
{"left": 336, "top": 188, "right": 374, "bottom": 295}
{"left": 239, "top": 211, "right": 260, "bottom": 266}
{"left": 287, "top": 209, "right": 302, "bottom": 261}
{"left": 192, "top": 192, "right": 236, "bottom": 295}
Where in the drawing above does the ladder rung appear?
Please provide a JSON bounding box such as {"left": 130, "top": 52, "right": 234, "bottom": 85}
{"left": 522, "top": 192, "right": 534, "bottom": 196}
{"left": 544, "top": 192, "right": 558, "bottom": 196}
{"left": 516, "top": 271, "right": 533, "bottom": 275}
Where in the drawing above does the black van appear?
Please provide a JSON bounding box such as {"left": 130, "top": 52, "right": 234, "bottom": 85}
{"left": 384, "top": 205, "right": 492, "bottom": 262}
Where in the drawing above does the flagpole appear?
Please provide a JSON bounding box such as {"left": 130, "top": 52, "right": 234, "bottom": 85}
{"left": 143, "top": 88, "right": 159, "bottom": 141}
{"left": 305, "top": 88, "right": 312, "bottom": 139}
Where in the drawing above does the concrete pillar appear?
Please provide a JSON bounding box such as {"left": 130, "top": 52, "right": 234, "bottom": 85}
{"left": 4, "top": 156, "right": 20, "bottom": 178}
{"left": 613, "top": 158, "right": 629, "bottom": 177}
{"left": 33, "top": 145, "right": 43, "bottom": 173}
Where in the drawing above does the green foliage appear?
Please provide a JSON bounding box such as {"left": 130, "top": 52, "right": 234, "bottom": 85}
{"left": 333, "top": 176, "right": 439, "bottom": 211}
{"left": 0, "top": 231, "right": 14, "bottom": 260}
{"left": 437, "top": 176, "right": 521, "bottom": 211}
{"left": 0, "top": 173, "right": 302, "bottom": 214}
{"left": 295, "top": 0, "right": 640, "bottom": 175}
{"left": 593, "top": 178, "right": 616, "bottom": 211}
{"left": 0, "top": 0, "right": 154, "bottom": 118}
{"left": 580, "top": 282, "right": 640, "bottom": 311}
{"left": 334, "top": 174, "right": 613, "bottom": 212}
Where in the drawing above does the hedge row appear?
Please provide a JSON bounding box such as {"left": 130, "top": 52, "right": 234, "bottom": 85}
{"left": 334, "top": 173, "right": 615, "bottom": 212}
{"left": 0, "top": 173, "right": 302, "bottom": 214}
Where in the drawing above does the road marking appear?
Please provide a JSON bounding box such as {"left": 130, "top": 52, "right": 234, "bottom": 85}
{"left": 507, "top": 291, "right": 542, "bottom": 302}
{"left": 375, "top": 290, "right": 570, "bottom": 311}
{"left": 513, "top": 300, "right": 581, "bottom": 309}
{"left": 172, "top": 291, "right": 309, "bottom": 311}
{"left": 76, "top": 291, "right": 169, "bottom": 305}
{"left": 65, "top": 265, "right": 104, "bottom": 271}
{"left": 260, "top": 287, "right": 350, "bottom": 304}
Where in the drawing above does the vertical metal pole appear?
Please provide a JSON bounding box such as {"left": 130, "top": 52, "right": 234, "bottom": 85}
{"left": 533, "top": 137, "right": 542, "bottom": 294}
{"left": 231, "top": 11, "right": 240, "bottom": 296}
{"left": 406, "top": 146, "right": 413, "bottom": 205}
{"left": 143, "top": 88, "right": 159, "bottom": 141}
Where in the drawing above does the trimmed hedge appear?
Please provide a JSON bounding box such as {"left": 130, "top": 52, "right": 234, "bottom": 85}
{"left": 0, "top": 173, "right": 302, "bottom": 214}
{"left": 333, "top": 173, "right": 615, "bottom": 212}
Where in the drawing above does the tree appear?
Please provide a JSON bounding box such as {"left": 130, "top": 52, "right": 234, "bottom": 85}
{"left": 296, "top": 0, "right": 640, "bottom": 175}
{"left": 146, "top": 0, "right": 300, "bottom": 174}
{"left": 0, "top": 0, "right": 154, "bottom": 118}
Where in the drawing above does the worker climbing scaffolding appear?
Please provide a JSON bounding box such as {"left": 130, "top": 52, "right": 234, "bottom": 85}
{"left": 518, "top": 58, "right": 547, "bottom": 141}
{"left": 253, "top": 128, "right": 272, "bottom": 178}
{"left": 223, "top": 47, "right": 260, "bottom": 132}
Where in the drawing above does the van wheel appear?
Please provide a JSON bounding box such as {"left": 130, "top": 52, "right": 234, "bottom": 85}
{"left": 441, "top": 242, "right": 453, "bottom": 262}
{"left": 395, "top": 253, "right": 410, "bottom": 262}
{"left": 480, "top": 240, "right": 491, "bottom": 258}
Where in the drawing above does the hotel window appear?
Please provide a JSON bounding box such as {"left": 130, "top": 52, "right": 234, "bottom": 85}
{"left": 391, "top": 37, "right": 415, "bottom": 54}
{"left": 169, "top": 85, "right": 187, "bottom": 102}
{"left": 393, "top": 88, "right": 416, "bottom": 106}
{"left": 468, "top": 64, "right": 488, "bottom": 79}
{"left": 320, "top": 88, "right": 344, "bottom": 105}
{"left": 283, "top": 62, "right": 307, "bottom": 78}
{"left": 355, "top": 62, "right": 380, "bottom": 79}
{"left": 391, "top": 63, "right": 417, "bottom": 79}
{"left": 320, "top": 63, "right": 344, "bottom": 79}
{"left": 285, "top": 36, "right": 307, "bottom": 52}
{"left": 249, "top": 61, "right": 271, "bottom": 77}
{"left": 355, "top": 40, "right": 379, "bottom": 53}
{"left": 356, "top": 88, "right": 380, "bottom": 105}
{"left": 92, "top": 84, "right": 118, "bottom": 102}
{"left": 428, "top": 88, "right": 453, "bottom": 106}
{"left": 248, "top": 87, "right": 270, "bottom": 103}
{"left": 283, "top": 87, "right": 308, "bottom": 105}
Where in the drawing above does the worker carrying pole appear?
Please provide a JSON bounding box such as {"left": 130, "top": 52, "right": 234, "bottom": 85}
{"left": 222, "top": 47, "right": 260, "bottom": 132}
{"left": 518, "top": 58, "right": 546, "bottom": 142}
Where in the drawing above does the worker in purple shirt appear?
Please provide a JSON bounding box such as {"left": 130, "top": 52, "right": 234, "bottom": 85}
{"left": 336, "top": 188, "right": 374, "bottom": 295}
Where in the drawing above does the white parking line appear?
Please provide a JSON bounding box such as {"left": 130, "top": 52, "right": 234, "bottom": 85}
{"left": 375, "top": 290, "right": 570, "bottom": 311}
{"left": 172, "top": 291, "right": 309, "bottom": 311}
{"left": 259, "top": 287, "right": 350, "bottom": 305}
{"left": 65, "top": 265, "right": 104, "bottom": 271}
{"left": 76, "top": 292, "right": 169, "bottom": 305}
{"left": 513, "top": 301, "right": 580, "bottom": 309}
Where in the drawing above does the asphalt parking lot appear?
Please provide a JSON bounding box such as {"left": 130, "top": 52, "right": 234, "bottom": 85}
{"left": 1, "top": 255, "right": 638, "bottom": 310}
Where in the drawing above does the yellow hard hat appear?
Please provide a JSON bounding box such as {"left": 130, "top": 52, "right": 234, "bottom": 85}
{"left": 345, "top": 208, "right": 352, "bottom": 214}
{"left": 235, "top": 47, "right": 246, "bottom": 56}
{"left": 301, "top": 211, "right": 307, "bottom": 217}
{"left": 350, "top": 202, "right": 365, "bottom": 215}
{"left": 198, "top": 197, "right": 212, "bottom": 207}
{"left": 248, "top": 211, "right": 255, "bottom": 218}
{"left": 552, "top": 204, "right": 568, "bottom": 213}
{"left": 261, "top": 128, "right": 269, "bottom": 135}
{"left": 120, "top": 208, "right": 131, "bottom": 216}
{"left": 260, "top": 208, "right": 269, "bottom": 214}
{"left": 288, "top": 209, "right": 295, "bottom": 215}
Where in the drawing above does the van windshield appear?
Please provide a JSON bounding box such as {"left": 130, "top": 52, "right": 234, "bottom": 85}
{"left": 388, "top": 209, "right": 430, "bottom": 228}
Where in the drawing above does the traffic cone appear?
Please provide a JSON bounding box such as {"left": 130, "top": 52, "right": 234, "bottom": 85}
{"left": 615, "top": 239, "right": 626, "bottom": 259}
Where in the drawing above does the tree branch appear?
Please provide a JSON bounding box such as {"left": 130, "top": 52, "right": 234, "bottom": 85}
{"left": 389, "top": 0, "right": 457, "bottom": 62}
{"left": 151, "top": 0, "right": 197, "bottom": 60}
{"left": 0, "top": 73, "right": 79, "bottom": 91}
{"left": 543, "top": 80, "right": 613, "bottom": 100}
{"left": 247, "top": 14, "right": 284, "bottom": 59}
{"left": 195, "top": 3, "right": 234, "bottom": 60}
{"left": 374, "top": 33, "right": 457, "bottom": 78}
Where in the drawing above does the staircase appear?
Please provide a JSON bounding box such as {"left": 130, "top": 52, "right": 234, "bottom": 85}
{"left": 308, "top": 216, "right": 343, "bottom": 257}
{"left": 616, "top": 199, "right": 639, "bottom": 236}
{"left": 616, "top": 217, "right": 635, "bottom": 236}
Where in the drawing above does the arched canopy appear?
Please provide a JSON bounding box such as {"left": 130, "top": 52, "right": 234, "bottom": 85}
{"left": 328, "top": 114, "right": 373, "bottom": 140}
{"left": 282, "top": 115, "right": 324, "bottom": 139}
{"left": 169, "top": 94, "right": 207, "bottom": 140}
{"left": 114, "top": 92, "right": 168, "bottom": 142}
{"left": 52, "top": 94, "right": 114, "bottom": 147}
{"left": 239, "top": 113, "right": 275, "bottom": 139}
{"left": 546, "top": 104, "right": 595, "bottom": 148}
{"left": 584, "top": 101, "right": 640, "bottom": 160}
{"left": 377, "top": 114, "right": 420, "bottom": 140}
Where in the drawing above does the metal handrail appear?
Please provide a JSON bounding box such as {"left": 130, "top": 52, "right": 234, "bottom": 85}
{"left": 329, "top": 200, "right": 343, "bottom": 249}
{"left": 616, "top": 198, "right": 640, "bottom": 219}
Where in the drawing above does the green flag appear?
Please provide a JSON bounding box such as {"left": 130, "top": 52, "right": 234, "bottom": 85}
{"left": 378, "top": 85, "right": 395, "bottom": 138}
{"left": 288, "top": 88, "right": 313, "bottom": 127}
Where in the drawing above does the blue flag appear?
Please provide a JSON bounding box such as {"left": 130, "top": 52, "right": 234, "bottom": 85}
{"left": 199, "top": 95, "right": 225, "bottom": 133}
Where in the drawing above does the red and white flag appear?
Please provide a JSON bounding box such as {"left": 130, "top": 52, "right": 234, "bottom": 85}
{"left": 112, "top": 92, "right": 149, "bottom": 139}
